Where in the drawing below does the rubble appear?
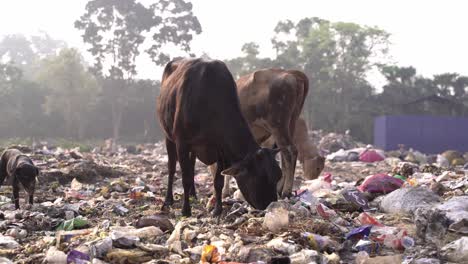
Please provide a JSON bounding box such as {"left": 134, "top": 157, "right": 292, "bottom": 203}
{"left": 0, "top": 139, "right": 466, "bottom": 263}
{"left": 441, "top": 237, "right": 468, "bottom": 263}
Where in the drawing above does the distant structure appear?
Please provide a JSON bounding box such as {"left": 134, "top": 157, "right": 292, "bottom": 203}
{"left": 374, "top": 95, "right": 468, "bottom": 153}
{"left": 374, "top": 115, "right": 468, "bottom": 153}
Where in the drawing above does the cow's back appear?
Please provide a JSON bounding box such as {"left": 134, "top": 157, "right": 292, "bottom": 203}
{"left": 236, "top": 68, "right": 309, "bottom": 133}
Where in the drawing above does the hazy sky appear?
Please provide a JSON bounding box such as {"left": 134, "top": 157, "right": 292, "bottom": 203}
{"left": 0, "top": 0, "right": 467, "bottom": 88}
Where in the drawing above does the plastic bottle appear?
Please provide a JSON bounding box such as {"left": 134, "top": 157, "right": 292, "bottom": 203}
{"left": 401, "top": 236, "right": 415, "bottom": 249}
{"left": 297, "top": 189, "right": 318, "bottom": 206}
{"left": 306, "top": 178, "right": 331, "bottom": 191}
{"left": 355, "top": 251, "right": 370, "bottom": 264}
{"left": 263, "top": 207, "right": 289, "bottom": 232}
{"left": 382, "top": 230, "right": 410, "bottom": 250}
{"left": 289, "top": 250, "right": 319, "bottom": 263}
{"left": 45, "top": 246, "right": 68, "bottom": 264}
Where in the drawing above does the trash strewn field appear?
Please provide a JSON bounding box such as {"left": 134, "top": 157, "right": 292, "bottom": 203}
{"left": 0, "top": 134, "right": 467, "bottom": 264}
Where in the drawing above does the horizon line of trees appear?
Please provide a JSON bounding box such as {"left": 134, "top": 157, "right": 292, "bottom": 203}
{"left": 1, "top": 1, "right": 468, "bottom": 144}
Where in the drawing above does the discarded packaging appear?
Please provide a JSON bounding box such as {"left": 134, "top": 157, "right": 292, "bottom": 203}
{"left": 56, "top": 216, "right": 88, "bottom": 231}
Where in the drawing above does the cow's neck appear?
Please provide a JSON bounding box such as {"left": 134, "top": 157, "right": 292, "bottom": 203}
{"left": 223, "top": 123, "right": 259, "bottom": 165}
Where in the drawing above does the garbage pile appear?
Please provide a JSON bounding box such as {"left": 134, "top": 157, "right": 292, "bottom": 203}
{"left": 0, "top": 141, "right": 467, "bottom": 264}
{"left": 311, "top": 130, "right": 363, "bottom": 154}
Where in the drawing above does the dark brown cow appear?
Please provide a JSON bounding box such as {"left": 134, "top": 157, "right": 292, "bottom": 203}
{"left": 0, "top": 149, "right": 39, "bottom": 209}
{"left": 235, "top": 69, "right": 309, "bottom": 197}
{"left": 157, "top": 58, "right": 281, "bottom": 217}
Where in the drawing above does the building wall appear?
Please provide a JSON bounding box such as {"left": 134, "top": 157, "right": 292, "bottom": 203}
{"left": 374, "top": 115, "right": 468, "bottom": 154}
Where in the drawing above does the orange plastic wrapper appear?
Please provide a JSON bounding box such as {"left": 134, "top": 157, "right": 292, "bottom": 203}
{"left": 201, "top": 245, "right": 221, "bottom": 264}
{"left": 357, "top": 212, "right": 384, "bottom": 227}
{"left": 129, "top": 191, "right": 144, "bottom": 200}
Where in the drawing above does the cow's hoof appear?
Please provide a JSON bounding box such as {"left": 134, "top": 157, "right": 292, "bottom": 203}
{"left": 182, "top": 206, "right": 192, "bottom": 217}
{"left": 212, "top": 205, "right": 223, "bottom": 217}
{"left": 162, "top": 198, "right": 174, "bottom": 211}
{"left": 189, "top": 189, "right": 197, "bottom": 199}
{"left": 280, "top": 192, "right": 292, "bottom": 199}
{"left": 164, "top": 198, "right": 174, "bottom": 206}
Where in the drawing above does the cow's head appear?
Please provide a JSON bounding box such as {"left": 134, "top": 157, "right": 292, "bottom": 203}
{"left": 303, "top": 155, "right": 325, "bottom": 180}
{"left": 221, "top": 148, "right": 281, "bottom": 209}
{"left": 15, "top": 163, "right": 39, "bottom": 194}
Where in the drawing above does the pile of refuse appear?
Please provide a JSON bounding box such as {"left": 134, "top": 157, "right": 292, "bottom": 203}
{"left": 311, "top": 130, "right": 363, "bottom": 154}
{"left": 0, "top": 141, "right": 467, "bottom": 264}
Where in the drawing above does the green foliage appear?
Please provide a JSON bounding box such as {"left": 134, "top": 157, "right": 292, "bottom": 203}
{"left": 74, "top": 0, "right": 201, "bottom": 143}
{"left": 37, "top": 48, "right": 100, "bottom": 139}
{"left": 75, "top": 0, "right": 201, "bottom": 75}
{"left": 228, "top": 17, "right": 390, "bottom": 142}
{"left": 1, "top": 13, "right": 467, "bottom": 145}
{"left": 0, "top": 43, "right": 163, "bottom": 142}
{"left": 227, "top": 17, "right": 468, "bottom": 143}
{"left": 0, "top": 33, "right": 66, "bottom": 80}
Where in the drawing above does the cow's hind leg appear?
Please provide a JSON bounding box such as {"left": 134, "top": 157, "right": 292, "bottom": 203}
{"left": 163, "top": 138, "right": 177, "bottom": 209}
{"left": 189, "top": 152, "right": 197, "bottom": 199}
{"left": 176, "top": 143, "right": 195, "bottom": 217}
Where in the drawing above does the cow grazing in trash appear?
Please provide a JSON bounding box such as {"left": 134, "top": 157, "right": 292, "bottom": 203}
{"left": 219, "top": 117, "right": 325, "bottom": 197}
{"left": 0, "top": 149, "right": 39, "bottom": 209}
{"left": 157, "top": 58, "right": 281, "bottom": 217}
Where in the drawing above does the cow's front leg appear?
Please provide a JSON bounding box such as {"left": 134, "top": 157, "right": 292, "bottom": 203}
{"left": 212, "top": 161, "right": 225, "bottom": 216}
{"left": 189, "top": 152, "right": 197, "bottom": 199}
{"left": 28, "top": 180, "right": 35, "bottom": 205}
{"left": 13, "top": 178, "right": 20, "bottom": 210}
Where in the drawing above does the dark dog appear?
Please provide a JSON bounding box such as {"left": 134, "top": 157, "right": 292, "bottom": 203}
{"left": 0, "top": 149, "right": 39, "bottom": 209}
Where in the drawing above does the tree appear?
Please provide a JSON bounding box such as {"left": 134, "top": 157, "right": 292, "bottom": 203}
{"left": 0, "top": 35, "right": 35, "bottom": 66}
{"left": 75, "top": 0, "right": 201, "bottom": 145}
{"left": 271, "top": 17, "right": 390, "bottom": 141}
{"left": 37, "top": 48, "right": 100, "bottom": 139}
{"left": 225, "top": 42, "right": 273, "bottom": 79}
{"left": 0, "top": 33, "right": 66, "bottom": 80}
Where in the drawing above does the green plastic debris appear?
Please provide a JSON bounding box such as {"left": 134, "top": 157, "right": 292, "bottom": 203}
{"left": 393, "top": 174, "right": 407, "bottom": 181}
{"left": 56, "top": 216, "right": 88, "bottom": 231}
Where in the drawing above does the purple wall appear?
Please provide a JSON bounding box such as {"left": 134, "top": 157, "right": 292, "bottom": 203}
{"left": 374, "top": 115, "right": 468, "bottom": 154}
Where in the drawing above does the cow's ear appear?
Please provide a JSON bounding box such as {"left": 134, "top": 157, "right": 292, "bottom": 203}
{"left": 221, "top": 163, "right": 245, "bottom": 178}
